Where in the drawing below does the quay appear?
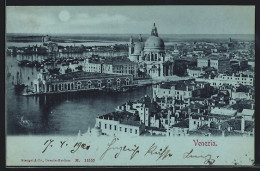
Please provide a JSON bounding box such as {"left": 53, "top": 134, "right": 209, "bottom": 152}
{"left": 23, "top": 70, "right": 143, "bottom": 96}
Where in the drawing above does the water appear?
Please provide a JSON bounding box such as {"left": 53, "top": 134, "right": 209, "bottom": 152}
{"left": 6, "top": 55, "right": 152, "bottom": 135}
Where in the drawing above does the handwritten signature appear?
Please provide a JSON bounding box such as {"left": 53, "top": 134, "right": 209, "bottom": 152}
{"left": 100, "top": 138, "right": 140, "bottom": 160}
{"left": 144, "top": 143, "right": 173, "bottom": 161}
{"left": 183, "top": 149, "right": 216, "bottom": 165}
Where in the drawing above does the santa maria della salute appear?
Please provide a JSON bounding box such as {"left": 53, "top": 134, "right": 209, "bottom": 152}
{"left": 128, "top": 23, "right": 174, "bottom": 78}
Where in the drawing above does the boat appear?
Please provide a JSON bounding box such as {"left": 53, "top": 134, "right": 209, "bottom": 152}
{"left": 18, "top": 116, "right": 33, "bottom": 129}
{"left": 14, "top": 69, "right": 26, "bottom": 93}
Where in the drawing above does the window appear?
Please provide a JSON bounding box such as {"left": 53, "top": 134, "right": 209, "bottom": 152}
{"left": 120, "top": 127, "right": 122, "bottom": 131}
{"left": 99, "top": 122, "right": 101, "bottom": 128}
{"left": 105, "top": 124, "right": 107, "bottom": 129}
{"left": 130, "top": 129, "right": 132, "bottom": 133}
{"left": 194, "top": 121, "right": 196, "bottom": 124}
{"left": 114, "top": 125, "right": 116, "bottom": 130}
{"left": 135, "top": 129, "right": 138, "bottom": 134}
{"left": 125, "top": 128, "right": 127, "bottom": 132}
{"left": 98, "top": 80, "right": 102, "bottom": 87}
{"left": 109, "top": 125, "right": 112, "bottom": 130}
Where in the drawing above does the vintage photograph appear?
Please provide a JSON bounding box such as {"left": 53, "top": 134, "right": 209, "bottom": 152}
{"left": 5, "top": 5, "right": 255, "bottom": 166}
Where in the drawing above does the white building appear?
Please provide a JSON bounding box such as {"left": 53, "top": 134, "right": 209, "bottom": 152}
{"left": 187, "top": 68, "right": 205, "bottom": 78}
{"left": 196, "top": 73, "right": 254, "bottom": 87}
{"left": 95, "top": 111, "right": 145, "bottom": 136}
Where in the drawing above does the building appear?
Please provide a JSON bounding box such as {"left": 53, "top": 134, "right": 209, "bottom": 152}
{"left": 83, "top": 59, "right": 138, "bottom": 78}
{"left": 83, "top": 59, "right": 103, "bottom": 73}
{"left": 95, "top": 111, "right": 145, "bottom": 136}
{"left": 116, "top": 96, "right": 161, "bottom": 127}
{"left": 187, "top": 67, "right": 205, "bottom": 78}
{"left": 128, "top": 23, "right": 174, "bottom": 78}
{"left": 196, "top": 73, "right": 254, "bottom": 87}
{"left": 152, "top": 80, "right": 196, "bottom": 100}
{"left": 33, "top": 70, "right": 133, "bottom": 93}
{"left": 197, "top": 58, "right": 209, "bottom": 68}
{"left": 209, "top": 58, "right": 230, "bottom": 73}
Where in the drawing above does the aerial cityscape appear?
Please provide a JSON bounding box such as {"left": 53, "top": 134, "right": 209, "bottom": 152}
{"left": 6, "top": 6, "right": 255, "bottom": 137}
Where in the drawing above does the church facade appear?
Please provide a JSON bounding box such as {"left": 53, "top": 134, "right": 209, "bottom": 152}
{"left": 128, "top": 23, "right": 174, "bottom": 78}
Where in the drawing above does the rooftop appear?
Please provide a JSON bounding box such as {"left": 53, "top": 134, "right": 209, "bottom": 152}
{"left": 98, "top": 111, "right": 141, "bottom": 127}
{"left": 210, "top": 107, "right": 237, "bottom": 116}
{"left": 172, "top": 119, "right": 189, "bottom": 128}
{"left": 55, "top": 71, "right": 131, "bottom": 81}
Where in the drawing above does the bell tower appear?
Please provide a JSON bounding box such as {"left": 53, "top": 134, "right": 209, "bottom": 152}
{"left": 129, "top": 36, "right": 134, "bottom": 55}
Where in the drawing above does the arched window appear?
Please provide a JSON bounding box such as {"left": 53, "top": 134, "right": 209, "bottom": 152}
{"left": 125, "top": 77, "right": 130, "bottom": 85}
{"left": 87, "top": 80, "right": 92, "bottom": 89}
{"left": 97, "top": 80, "right": 102, "bottom": 88}
{"left": 116, "top": 78, "right": 121, "bottom": 87}
{"left": 77, "top": 81, "right": 82, "bottom": 89}
{"left": 107, "top": 79, "right": 112, "bottom": 87}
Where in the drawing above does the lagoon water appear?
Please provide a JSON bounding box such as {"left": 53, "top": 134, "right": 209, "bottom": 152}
{"left": 6, "top": 54, "right": 152, "bottom": 135}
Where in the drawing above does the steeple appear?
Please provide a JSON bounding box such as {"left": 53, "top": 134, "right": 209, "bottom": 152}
{"left": 151, "top": 23, "right": 158, "bottom": 37}
{"left": 129, "top": 35, "right": 134, "bottom": 44}
{"left": 139, "top": 34, "right": 143, "bottom": 42}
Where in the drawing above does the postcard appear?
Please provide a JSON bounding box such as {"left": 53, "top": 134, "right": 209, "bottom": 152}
{"left": 5, "top": 5, "right": 255, "bottom": 166}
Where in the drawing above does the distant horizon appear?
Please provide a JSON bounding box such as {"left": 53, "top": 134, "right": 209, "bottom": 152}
{"left": 6, "top": 6, "right": 255, "bottom": 34}
{"left": 6, "top": 33, "right": 255, "bottom": 42}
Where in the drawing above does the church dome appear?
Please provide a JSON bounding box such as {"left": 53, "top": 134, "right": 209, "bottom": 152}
{"left": 144, "top": 35, "right": 165, "bottom": 50}
{"left": 134, "top": 42, "right": 144, "bottom": 55}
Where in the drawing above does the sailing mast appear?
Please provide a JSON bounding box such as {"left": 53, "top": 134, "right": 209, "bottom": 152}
{"left": 20, "top": 68, "right": 23, "bottom": 84}
{"left": 16, "top": 71, "right": 19, "bottom": 85}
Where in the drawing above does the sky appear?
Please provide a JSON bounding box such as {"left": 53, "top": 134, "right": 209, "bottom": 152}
{"left": 6, "top": 6, "right": 255, "bottom": 34}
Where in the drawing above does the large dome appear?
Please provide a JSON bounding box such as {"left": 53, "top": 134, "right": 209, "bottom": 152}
{"left": 144, "top": 36, "right": 165, "bottom": 50}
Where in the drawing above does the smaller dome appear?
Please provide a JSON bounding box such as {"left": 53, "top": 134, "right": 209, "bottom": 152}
{"left": 145, "top": 36, "right": 164, "bottom": 50}
{"left": 134, "top": 42, "right": 144, "bottom": 55}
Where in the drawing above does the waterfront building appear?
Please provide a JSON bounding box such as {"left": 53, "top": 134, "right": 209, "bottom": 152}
{"left": 128, "top": 23, "right": 174, "bottom": 78}
{"left": 152, "top": 80, "right": 197, "bottom": 100}
{"left": 83, "top": 59, "right": 138, "bottom": 78}
{"left": 33, "top": 70, "right": 133, "bottom": 93}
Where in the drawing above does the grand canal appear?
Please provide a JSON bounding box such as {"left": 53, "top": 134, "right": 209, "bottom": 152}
{"left": 6, "top": 54, "right": 152, "bottom": 135}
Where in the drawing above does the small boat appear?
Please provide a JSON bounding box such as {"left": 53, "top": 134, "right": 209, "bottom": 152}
{"left": 18, "top": 116, "right": 33, "bottom": 129}
{"left": 15, "top": 69, "right": 26, "bottom": 93}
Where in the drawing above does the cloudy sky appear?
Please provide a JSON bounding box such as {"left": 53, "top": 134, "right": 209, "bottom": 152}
{"left": 6, "top": 6, "right": 255, "bottom": 34}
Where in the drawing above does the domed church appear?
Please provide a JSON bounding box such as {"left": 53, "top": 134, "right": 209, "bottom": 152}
{"left": 129, "top": 23, "right": 174, "bottom": 78}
